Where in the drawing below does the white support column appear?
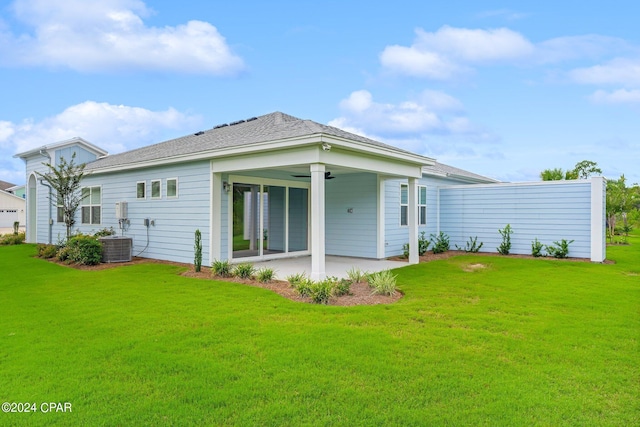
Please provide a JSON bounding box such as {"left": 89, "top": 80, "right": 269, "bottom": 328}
{"left": 408, "top": 177, "right": 419, "bottom": 264}
{"left": 377, "top": 175, "right": 386, "bottom": 259}
{"left": 211, "top": 172, "right": 222, "bottom": 262}
{"left": 590, "top": 176, "right": 606, "bottom": 262}
{"left": 310, "top": 163, "right": 326, "bottom": 280}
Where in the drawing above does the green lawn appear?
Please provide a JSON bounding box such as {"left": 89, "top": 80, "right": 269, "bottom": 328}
{"left": 1, "top": 234, "right": 639, "bottom": 426}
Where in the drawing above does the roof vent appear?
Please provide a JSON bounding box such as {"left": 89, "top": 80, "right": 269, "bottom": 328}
{"left": 246, "top": 117, "right": 258, "bottom": 122}
{"left": 213, "top": 123, "right": 228, "bottom": 129}
{"left": 194, "top": 131, "right": 205, "bottom": 136}
{"left": 229, "top": 120, "right": 246, "bottom": 126}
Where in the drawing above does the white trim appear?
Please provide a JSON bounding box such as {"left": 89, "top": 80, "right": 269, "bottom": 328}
{"left": 408, "top": 178, "right": 418, "bottom": 264}
{"left": 14, "top": 137, "right": 108, "bottom": 159}
{"left": 400, "top": 183, "right": 408, "bottom": 227}
{"left": 81, "top": 185, "right": 102, "bottom": 225}
{"left": 590, "top": 177, "right": 606, "bottom": 262}
{"left": 150, "top": 179, "right": 161, "bottom": 199}
{"left": 310, "top": 163, "right": 326, "bottom": 280}
{"left": 211, "top": 172, "right": 221, "bottom": 262}
{"left": 439, "top": 179, "right": 597, "bottom": 190}
{"left": 418, "top": 185, "right": 427, "bottom": 226}
{"left": 377, "top": 175, "right": 385, "bottom": 259}
{"left": 27, "top": 173, "right": 37, "bottom": 243}
{"left": 166, "top": 177, "right": 178, "bottom": 199}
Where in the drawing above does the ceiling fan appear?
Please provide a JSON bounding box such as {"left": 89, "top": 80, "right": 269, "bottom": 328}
{"left": 291, "top": 171, "right": 335, "bottom": 180}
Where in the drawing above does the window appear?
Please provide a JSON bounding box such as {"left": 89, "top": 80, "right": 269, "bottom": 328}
{"left": 151, "top": 180, "right": 161, "bottom": 199}
{"left": 56, "top": 194, "right": 64, "bottom": 223}
{"left": 400, "top": 184, "right": 408, "bottom": 226}
{"left": 81, "top": 186, "right": 101, "bottom": 225}
{"left": 137, "top": 181, "right": 146, "bottom": 199}
{"left": 167, "top": 178, "right": 178, "bottom": 198}
{"left": 418, "top": 185, "right": 427, "bottom": 226}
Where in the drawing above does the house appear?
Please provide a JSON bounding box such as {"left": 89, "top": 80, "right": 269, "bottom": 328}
{"left": 16, "top": 112, "right": 606, "bottom": 278}
{"left": 0, "top": 180, "right": 26, "bottom": 233}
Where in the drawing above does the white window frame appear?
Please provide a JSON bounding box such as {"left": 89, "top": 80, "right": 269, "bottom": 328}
{"left": 151, "top": 179, "right": 161, "bottom": 199}
{"left": 136, "top": 181, "right": 146, "bottom": 199}
{"left": 166, "top": 178, "right": 178, "bottom": 199}
{"left": 56, "top": 193, "right": 64, "bottom": 223}
{"left": 418, "top": 185, "right": 427, "bottom": 226}
{"left": 400, "top": 183, "right": 408, "bottom": 227}
{"left": 81, "top": 186, "right": 101, "bottom": 225}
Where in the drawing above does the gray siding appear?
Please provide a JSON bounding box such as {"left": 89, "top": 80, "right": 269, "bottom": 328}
{"left": 75, "top": 161, "right": 211, "bottom": 265}
{"left": 325, "top": 173, "right": 377, "bottom": 258}
{"left": 439, "top": 181, "right": 593, "bottom": 258}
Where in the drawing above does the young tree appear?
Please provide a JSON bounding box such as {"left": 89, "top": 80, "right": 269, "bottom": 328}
{"left": 540, "top": 168, "right": 565, "bottom": 181}
{"left": 35, "top": 153, "right": 87, "bottom": 240}
{"left": 606, "top": 175, "right": 639, "bottom": 242}
{"left": 572, "top": 160, "right": 602, "bottom": 179}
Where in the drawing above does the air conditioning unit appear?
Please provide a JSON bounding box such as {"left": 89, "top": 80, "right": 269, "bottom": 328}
{"left": 115, "top": 201, "right": 128, "bottom": 220}
{"left": 99, "top": 236, "right": 133, "bottom": 263}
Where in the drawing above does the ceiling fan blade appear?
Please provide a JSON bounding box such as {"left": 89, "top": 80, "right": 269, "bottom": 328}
{"left": 291, "top": 172, "right": 336, "bottom": 179}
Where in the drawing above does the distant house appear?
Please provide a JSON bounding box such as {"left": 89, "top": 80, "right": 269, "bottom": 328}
{"left": 0, "top": 180, "right": 26, "bottom": 232}
{"left": 16, "top": 112, "right": 606, "bottom": 278}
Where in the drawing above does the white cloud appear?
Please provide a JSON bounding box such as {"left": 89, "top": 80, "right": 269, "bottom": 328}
{"left": 380, "top": 26, "right": 534, "bottom": 79}
{"left": 569, "top": 58, "right": 640, "bottom": 87}
{"left": 589, "top": 89, "right": 640, "bottom": 104}
{"left": 330, "top": 90, "right": 498, "bottom": 163}
{"left": 1, "top": 0, "right": 244, "bottom": 74}
{"left": 380, "top": 26, "right": 633, "bottom": 81}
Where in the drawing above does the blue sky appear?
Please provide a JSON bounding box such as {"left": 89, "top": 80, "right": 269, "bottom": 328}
{"left": 1, "top": 0, "right": 639, "bottom": 186}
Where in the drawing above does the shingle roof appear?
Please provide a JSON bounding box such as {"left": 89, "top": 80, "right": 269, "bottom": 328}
{"left": 0, "top": 180, "right": 16, "bottom": 191}
{"left": 423, "top": 162, "right": 498, "bottom": 183}
{"left": 86, "top": 112, "right": 415, "bottom": 170}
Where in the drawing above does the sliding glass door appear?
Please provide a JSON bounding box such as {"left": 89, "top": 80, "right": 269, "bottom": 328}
{"left": 231, "top": 179, "right": 309, "bottom": 260}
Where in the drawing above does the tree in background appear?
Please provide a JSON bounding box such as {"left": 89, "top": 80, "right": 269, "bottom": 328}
{"left": 35, "top": 153, "right": 87, "bottom": 240}
{"left": 540, "top": 160, "right": 602, "bottom": 181}
{"left": 606, "top": 175, "right": 639, "bottom": 243}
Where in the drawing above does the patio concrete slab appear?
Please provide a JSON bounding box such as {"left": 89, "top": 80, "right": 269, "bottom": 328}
{"left": 250, "top": 255, "right": 409, "bottom": 280}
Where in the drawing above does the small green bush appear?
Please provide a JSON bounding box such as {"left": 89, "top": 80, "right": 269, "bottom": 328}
{"left": 211, "top": 259, "right": 231, "bottom": 277}
{"left": 37, "top": 243, "right": 58, "bottom": 258}
{"left": 430, "top": 232, "right": 450, "bottom": 254}
{"left": 66, "top": 234, "right": 103, "bottom": 265}
{"left": 333, "top": 278, "right": 353, "bottom": 297}
{"left": 368, "top": 270, "right": 398, "bottom": 296}
{"left": 346, "top": 267, "right": 368, "bottom": 283}
{"left": 0, "top": 232, "right": 25, "bottom": 245}
{"left": 57, "top": 246, "right": 72, "bottom": 262}
{"left": 93, "top": 227, "right": 115, "bottom": 237}
{"left": 531, "top": 238, "right": 545, "bottom": 257}
{"left": 456, "top": 236, "right": 483, "bottom": 253}
{"left": 256, "top": 267, "right": 275, "bottom": 283}
{"left": 403, "top": 232, "right": 431, "bottom": 258}
{"left": 194, "top": 229, "right": 202, "bottom": 272}
{"left": 291, "top": 277, "right": 313, "bottom": 297}
{"left": 546, "top": 239, "right": 574, "bottom": 259}
{"left": 233, "top": 262, "right": 255, "bottom": 279}
{"left": 286, "top": 272, "right": 307, "bottom": 286}
{"left": 309, "top": 279, "right": 334, "bottom": 304}
{"left": 497, "top": 224, "right": 513, "bottom": 255}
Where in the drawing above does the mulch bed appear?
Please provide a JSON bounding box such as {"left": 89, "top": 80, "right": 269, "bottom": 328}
{"left": 41, "top": 249, "right": 611, "bottom": 306}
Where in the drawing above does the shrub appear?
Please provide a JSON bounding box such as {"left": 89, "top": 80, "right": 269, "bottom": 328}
{"left": 402, "top": 232, "right": 431, "bottom": 258}
{"left": 531, "top": 238, "right": 545, "bottom": 257}
{"left": 368, "top": 270, "right": 397, "bottom": 296}
{"left": 430, "top": 232, "right": 450, "bottom": 254}
{"left": 66, "top": 234, "right": 102, "bottom": 265}
{"left": 545, "top": 239, "right": 574, "bottom": 259}
{"left": 194, "top": 229, "right": 202, "bottom": 272}
{"left": 37, "top": 243, "right": 58, "bottom": 258}
{"left": 346, "top": 267, "right": 368, "bottom": 283}
{"left": 57, "top": 246, "right": 72, "bottom": 262}
{"left": 0, "top": 232, "right": 25, "bottom": 245}
{"left": 233, "top": 262, "right": 255, "bottom": 279}
{"left": 256, "top": 267, "right": 275, "bottom": 283}
{"left": 456, "top": 236, "right": 483, "bottom": 253}
{"left": 286, "top": 272, "right": 307, "bottom": 286}
{"left": 309, "top": 279, "right": 334, "bottom": 304}
{"left": 291, "top": 277, "right": 313, "bottom": 297}
{"left": 497, "top": 224, "right": 513, "bottom": 255}
{"left": 211, "top": 259, "right": 231, "bottom": 277}
{"left": 333, "top": 278, "right": 353, "bottom": 297}
{"left": 93, "top": 227, "right": 115, "bottom": 237}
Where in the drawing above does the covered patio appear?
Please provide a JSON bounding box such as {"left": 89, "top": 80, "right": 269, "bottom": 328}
{"left": 250, "top": 255, "right": 409, "bottom": 280}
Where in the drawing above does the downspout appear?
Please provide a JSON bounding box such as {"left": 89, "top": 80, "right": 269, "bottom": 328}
{"left": 38, "top": 149, "right": 53, "bottom": 244}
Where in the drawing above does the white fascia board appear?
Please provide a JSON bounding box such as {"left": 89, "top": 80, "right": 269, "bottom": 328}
{"left": 14, "top": 137, "right": 108, "bottom": 159}
{"left": 438, "top": 178, "right": 596, "bottom": 190}
{"left": 0, "top": 189, "right": 26, "bottom": 202}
